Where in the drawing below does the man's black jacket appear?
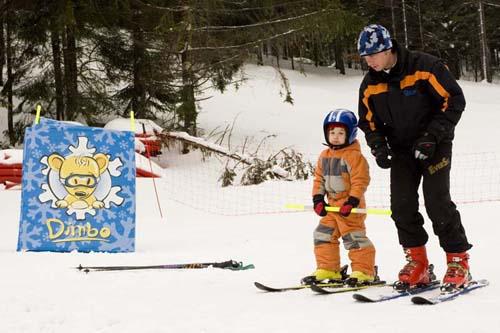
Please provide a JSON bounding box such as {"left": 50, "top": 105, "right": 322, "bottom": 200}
{"left": 358, "top": 40, "right": 465, "bottom": 151}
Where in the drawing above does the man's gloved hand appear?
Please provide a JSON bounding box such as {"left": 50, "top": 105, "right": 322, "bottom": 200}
{"left": 313, "top": 194, "right": 327, "bottom": 217}
{"left": 339, "top": 196, "right": 360, "bottom": 217}
{"left": 371, "top": 143, "right": 392, "bottom": 169}
{"left": 414, "top": 133, "right": 436, "bottom": 160}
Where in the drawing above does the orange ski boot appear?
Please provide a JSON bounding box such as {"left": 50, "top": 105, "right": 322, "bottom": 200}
{"left": 441, "top": 252, "right": 471, "bottom": 291}
{"left": 394, "top": 246, "right": 434, "bottom": 290}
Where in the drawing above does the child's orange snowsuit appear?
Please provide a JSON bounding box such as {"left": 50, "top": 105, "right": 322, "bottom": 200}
{"left": 312, "top": 139, "right": 375, "bottom": 276}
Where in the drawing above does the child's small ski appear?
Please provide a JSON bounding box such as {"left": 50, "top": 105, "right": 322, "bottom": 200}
{"left": 310, "top": 266, "right": 386, "bottom": 295}
{"left": 310, "top": 280, "right": 386, "bottom": 294}
{"left": 411, "top": 279, "right": 489, "bottom": 305}
{"left": 254, "top": 281, "right": 345, "bottom": 293}
{"left": 255, "top": 265, "right": 349, "bottom": 293}
{"left": 352, "top": 281, "right": 441, "bottom": 303}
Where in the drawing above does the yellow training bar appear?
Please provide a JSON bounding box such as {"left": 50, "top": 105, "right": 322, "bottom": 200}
{"left": 285, "top": 203, "right": 391, "bottom": 216}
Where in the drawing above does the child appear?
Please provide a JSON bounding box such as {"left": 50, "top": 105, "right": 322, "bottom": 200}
{"left": 302, "top": 109, "right": 376, "bottom": 284}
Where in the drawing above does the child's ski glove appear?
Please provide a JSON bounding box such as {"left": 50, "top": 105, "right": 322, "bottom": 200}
{"left": 414, "top": 133, "right": 436, "bottom": 160}
{"left": 339, "top": 196, "right": 360, "bottom": 217}
{"left": 313, "top": 194, "right": 327, "bottom": 217}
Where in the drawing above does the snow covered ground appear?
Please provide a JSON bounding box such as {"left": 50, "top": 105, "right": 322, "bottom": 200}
{"left": 1, "top": 63, "right": 500, "bottom": 332}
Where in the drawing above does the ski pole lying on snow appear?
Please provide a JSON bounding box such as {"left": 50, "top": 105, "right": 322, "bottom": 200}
{"left": 285, "top": 203, "right": 392, "bottom": 216}
{"left": 77, "top": 260, "right": 255, "bottom": 273}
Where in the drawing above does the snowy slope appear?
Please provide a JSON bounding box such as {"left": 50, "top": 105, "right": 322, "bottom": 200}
{"left": 1, "top": 63, "right": 499, "bottom": 332}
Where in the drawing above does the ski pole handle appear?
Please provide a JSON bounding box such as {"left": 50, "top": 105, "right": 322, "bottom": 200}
{"left": 285, "top": 203, "right": 391, "bottom": 215}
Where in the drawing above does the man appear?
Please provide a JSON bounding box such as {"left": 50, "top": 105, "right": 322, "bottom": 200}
{"left": 356, "top": 24, "right": 472, "bottom": 290}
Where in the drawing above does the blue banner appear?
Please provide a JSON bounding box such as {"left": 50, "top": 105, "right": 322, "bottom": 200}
{"left": 17, "top": 118, "right": 136, "bottom": 252}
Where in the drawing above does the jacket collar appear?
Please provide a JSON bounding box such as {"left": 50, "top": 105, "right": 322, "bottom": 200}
{"left": 368, "top": 39, "right": 409, "bottom": 82}
{"left": 327, "top": 139, "right": 361, "bottom": 153}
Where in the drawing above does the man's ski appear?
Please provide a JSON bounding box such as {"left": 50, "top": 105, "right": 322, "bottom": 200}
{"left": 254, "top": 281, "right": 345, "bottom": 293}
{"left": 352, "top": 281, "right": 441, "bottom": 302}
{"left": 310, "top": 280, "right": 386, "bottom": 294}
{"left": 411, "top": 279, "right": 489, "bottom": 305}
{"left": 77, "top": 260, "right": 254, "bottom": 273}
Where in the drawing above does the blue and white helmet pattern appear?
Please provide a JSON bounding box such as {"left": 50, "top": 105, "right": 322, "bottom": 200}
{"left": 323, "top": 109, "right": 358, "bottom": 145}
{"left": 357, "top": 24, "right": 393, "bottom": 56}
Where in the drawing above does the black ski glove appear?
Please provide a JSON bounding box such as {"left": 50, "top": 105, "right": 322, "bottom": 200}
{"left": 371, "top": 143, "right": 392, "bottom": 169}
{"left": 414, "top": 133, "right": 437, "bottom": 160}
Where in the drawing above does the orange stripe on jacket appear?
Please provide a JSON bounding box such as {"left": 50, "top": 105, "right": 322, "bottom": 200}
{"left": 362, "top": 83, "right": 388, "bottom": 131}
{"left": 400, "top": 70, "right": 450, "bottom": 111}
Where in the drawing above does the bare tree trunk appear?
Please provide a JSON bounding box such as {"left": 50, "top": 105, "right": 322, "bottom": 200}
{"left": 274, "top": 42, "right": 280, "bottom": 67}
{"left": 402, "top": 0, "right": 408, "bottom": 47}
{"left": 473, "top": 52, "right": 479, "bottom": 82}
{"left": 390, "top": 0, "right": 397, "bottom": 39}
{"left": 347, "top": 45, "right": 353, "bottom": 69}
{"left": 417, "top": 0, "right": 424, "bottom": 50}
{"left": 312, "top": 33, "right": 319, "bottom": 67}
{"left": 180, "top": 52, "right": 196, "bottom": 140}
{"left": 298, "top": 40, "right": 303, "bottom": 69}
{"left": 448, "top": 49, "right": 461, "bottom": 80}
{"left": 0, "top": 1, "right": 4, "bottom": 87}
{"left": 257, "top": 43, "right": 264, "bottom": 65}
{"left": 334, "top": 39, "right": 345, "bottom": 75}
{"left": 179, "top": 1, "right": 197, "bottom": 153}
{"left": 5, "top": 14, "right": 14, "bottom": 146}
{"left": 62, "top": 0, "right": 78, "bottom": 120}
{"left": 50, "top": 28, "right": 65, "bottom": 120}
{"left": 131, "top": 9, "right": 147, "bottom": 118}
{"left": 282, "top": 40, "right": 288, "bottom": 60}
{"left": 318, "top": 35, "right": 326, "bottom": 66}
{"left": 478, "top": 0, "right": 492, "bottom": 82}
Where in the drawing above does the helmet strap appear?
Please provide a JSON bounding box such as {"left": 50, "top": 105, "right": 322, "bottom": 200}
{"left": 329, "top": 142, "right": 350, "bottom": 150}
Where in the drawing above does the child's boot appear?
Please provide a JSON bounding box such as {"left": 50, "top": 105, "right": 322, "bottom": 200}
{"left": 348, "top": 270, "right": 374, "bottom": 285}
{"left": 395, "top": 246, "right": 432, "bottom": 290}
{"left": 301, "top": 268, "right": 342, "bottom": 285}
{"left": 442, "top": 252, "right": 471, "bottom": 290}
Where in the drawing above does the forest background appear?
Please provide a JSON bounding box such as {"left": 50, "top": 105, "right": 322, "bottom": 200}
{"left": 0, "top": 0, "right": 499, "bottom": 148}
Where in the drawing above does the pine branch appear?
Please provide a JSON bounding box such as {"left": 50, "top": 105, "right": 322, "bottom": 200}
{"left": 158, "top": 131, "right": 256, "bottom": 165}
{"left": 193, "top": 8, "right": 333, "bottom": 31}
{"left": 188, "top": 28, "right": 303, "bottom": 51}
{"left": 134, "top": 0, "right": 317, "bottom": 13}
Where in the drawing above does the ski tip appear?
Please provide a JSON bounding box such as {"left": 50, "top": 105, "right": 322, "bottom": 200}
{"left": 310, "top": 284, "right": 329, "bottom": 294}
{"left": 253, "top": 282, "right": 308, "bottom": 292}
{"left": 254, "top": 282, "right": 265, "bottom": 289}
{"left": 254, "top": 282, "right": 276, "bottom": 292}
{"left": 411, "top": 296, "right": 435, "bottom": 305}
{"left": 475, "top": 279, "right": 490, "bottom": 286}
{"left": 352, "top": 293, "right": 375, "bottom": 302}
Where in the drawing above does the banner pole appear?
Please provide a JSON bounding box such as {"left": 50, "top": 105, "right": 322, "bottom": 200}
{"left": 130, "top": 111, "right": 136, "bottom": 132}
{"left": 142, "top": 123, "right": 164, "bottom": 219}
{"left": 35, "top": 104, "right": 42, "bottom": 124}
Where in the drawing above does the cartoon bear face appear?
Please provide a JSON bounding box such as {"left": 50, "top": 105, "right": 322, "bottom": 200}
{"left": 48, "top": 154, "right": 109, "bottom": 200}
